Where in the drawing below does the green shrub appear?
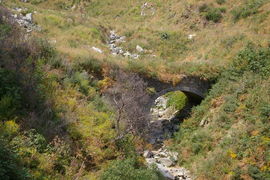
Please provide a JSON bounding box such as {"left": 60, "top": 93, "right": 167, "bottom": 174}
{"left": 231, "top": 0, "right": 266, "bottom": 22}
{"left": 0, "top": 95, "right": 17, "bottom": 121}
{"left": 0, "top": 69, "right": 22, "bottom": 120}
{"left": 205, "top": 8, "right": 224, "bottom": 23}
{"left": 160, "top": 32, "right": 170, "bottom": 40}
{"left": 0, "top": 23, "right": 11, "bottom": 41}
{"left": 29, "top": 0, "right": 47, "bottom": 5}
{"left": 232, "top": 43, "right": 270, "bottom": 77}
{"left": 75, "top": 57, "right": 102, "bottom": 76}
{"left": 216, "top": 0, "right": 226, "bottom": 5}
{"left": 0, "top": 141, "right": 30, "bottom": 180}
{"left": 65, "top": 71, "right": 91, "bottom": 95}
{"left": 248, "top": 165, "right": 270, "bottom": 180}
{"left": 100, "top": 158, "right": 162, "bottom": 180}
{"left": 199, "top": 5, "right": 225, "bottom": 23}
{"left": 260, "top": 104, "right": 270, "bottom": 120}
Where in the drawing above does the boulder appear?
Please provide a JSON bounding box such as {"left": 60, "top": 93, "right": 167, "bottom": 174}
{"left": 145, "top": 158, "right": 156, "bottom": 165}
{"left": 23, "top": 13, "right": 32, "bottom": 22}
{"left": 158, "top": 158, "right": 175, "bottom": 167}
{"left": 168, "top": 151, "right": 178, "bottom": 162}
{"left": 124, "top": 51, "right": 131, "bottom": 57}
{"left": 156, "top": 164, "right": 175, "bottom": 179}
{"left": 143, "top": 150, "right": 154, "bottom": 158}
{"left": 136, "top": 45, "right": 144, "bottom": 52}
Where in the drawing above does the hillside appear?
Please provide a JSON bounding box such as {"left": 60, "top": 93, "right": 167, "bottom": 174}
{"left": 0, "top": 0, "right": 270, "bottom": 179}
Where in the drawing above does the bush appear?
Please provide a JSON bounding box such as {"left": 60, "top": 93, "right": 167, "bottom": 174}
{"left": 205, "top": 8, "right": 224, "bottom": 23}
{"left": 66, "top": 71, "right": 91, "bottom": 95}
{"left": 231, "top": 0, "right": 266, "bottom": 22}
{"left": 232, "top": 43, "right": 270, "bottom": 77}
{"left": 248, "top": 165, "right": 270, "bottom": 180}
{"left": 0, "top": 69, "right": 22, "bottom": 120}
{"left": 199, "top": 5, "right": 225, "bottom": 23}
{"left": 0, "top": 23, "right": 11, "bottom": 41}
{"left": 100, "top": 158, "right": 162, "bottom": 180}
{"left": 0, "top": 141, "right": 30, "bottom": 180}
{"left": 216, "top": 0, "right": 226, "bottom": 5}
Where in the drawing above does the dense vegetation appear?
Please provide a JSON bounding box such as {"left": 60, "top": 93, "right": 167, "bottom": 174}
{"left": 0, "top": 0, "right": 270, "bottom": 179}
{"left": 173, "top": 44, "right": 270, "bottom": 179}
{"left": 0, "top": 8, "right": 159, "bottom": 179}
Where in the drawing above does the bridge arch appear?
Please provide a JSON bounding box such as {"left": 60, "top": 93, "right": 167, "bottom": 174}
{"left": 144, "top": 76, "right": 212, "bottom": 111}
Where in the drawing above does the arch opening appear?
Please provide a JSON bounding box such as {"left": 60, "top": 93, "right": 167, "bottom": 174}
{"left": 148, "top": 90, "right": 205, "bottom": 145}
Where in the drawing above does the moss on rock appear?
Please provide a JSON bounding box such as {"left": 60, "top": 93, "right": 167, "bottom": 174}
{"left": 165, "top": 91, "right": 188, "bottom": 111}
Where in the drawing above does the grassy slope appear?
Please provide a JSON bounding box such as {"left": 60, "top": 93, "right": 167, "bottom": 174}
{"left": 5, "top": 0, "right": 270, "bottom": 81}
{"left": 2, "top": 0, "right": 270, "bottom": 179}
{"left": 172, "top": 45, "right": 270, "bottom": 179}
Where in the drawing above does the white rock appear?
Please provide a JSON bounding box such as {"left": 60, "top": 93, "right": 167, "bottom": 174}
{"left": 12, "top": 14, "right": 18, "bottom": 18}
{"left": 188, "top": 34, "right": 196, "bottom": 40}
{"left": 131, "top": 54, "right": 139, "bottom": 59}
{"left": 23, "top": 13, "right": 32, "bottom": 22}
{"left": 145, "top": 158, "right": 156, "bottom": 165}
{"left": 14, "top": 8, "right": 23, "bottom": 12}
{"left": 168, "top": 151, "right": 178, "bottom": 162}
{"left": 143, "top": 150, "right": 154, "bottom": 158}
{"left": 136, "top": 45, "right": 144, "bottom": 52}
{"left": 124, "top": 51, "right": 131, "bottom": 57}
{"left": 49, "top": 39, "right": 57, "bottom": 44}
{"left": 91, "top": 47, "right": 103, "bottom": 54}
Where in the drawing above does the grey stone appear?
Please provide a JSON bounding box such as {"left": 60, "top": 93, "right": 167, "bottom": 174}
{"left": 158, "top": 158, "right": 174, "bottom": 167}
{"left": 143, "top": 150, "right": 154, "bottom": 158}
{"left": 145, "top": 158, "right": 156, "bottom": 165}
{"left": 136, "top": 45, "right": 144, "bottom": 52}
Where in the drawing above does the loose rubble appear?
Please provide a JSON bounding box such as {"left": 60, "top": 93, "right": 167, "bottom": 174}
{"left": 107, "top": 30, "right": 140, "bottom": 59}
{"left": 144, "top": 146, "right": 192, "bottom": 180}
{"left": 151, "top": 96, "right": 179, "bottom": 121}
{"left": 12, "top": 7, "right": 41, "bottom": 33}
{"left": 149, "top": 96, "right": 181, "bottom": 144}
{"left": 145, "top": 95, "right": 192, "bottom": 179}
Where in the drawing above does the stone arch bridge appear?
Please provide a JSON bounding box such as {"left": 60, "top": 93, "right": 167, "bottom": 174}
{"left": 142, "top": 76, "right": 212, "bottom": 110}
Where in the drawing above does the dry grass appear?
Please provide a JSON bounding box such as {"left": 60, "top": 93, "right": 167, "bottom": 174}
{"left": 4, "top": 0, "right": 270, "bottom": 82}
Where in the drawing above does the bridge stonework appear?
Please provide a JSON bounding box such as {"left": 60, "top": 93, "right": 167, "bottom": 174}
{"left": 143, "top": 76, "right": 212, "bottom": 110}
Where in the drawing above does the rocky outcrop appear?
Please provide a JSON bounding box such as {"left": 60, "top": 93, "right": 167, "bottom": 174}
{"left": 151, "top": 96, "right": 179, "bottom": 121}
{"left": 11, "top": 8, "right": 41, "bottom": 33}
{"left": 107, "top": 30, "right": 140, "bottom": 59}
{"left": 146, "top": 94, "right": 192, "bottom": 179}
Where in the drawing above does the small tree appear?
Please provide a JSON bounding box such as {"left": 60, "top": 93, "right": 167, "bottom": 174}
{"left": 106, "top": 70, "right": 150, "bottom": 139}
